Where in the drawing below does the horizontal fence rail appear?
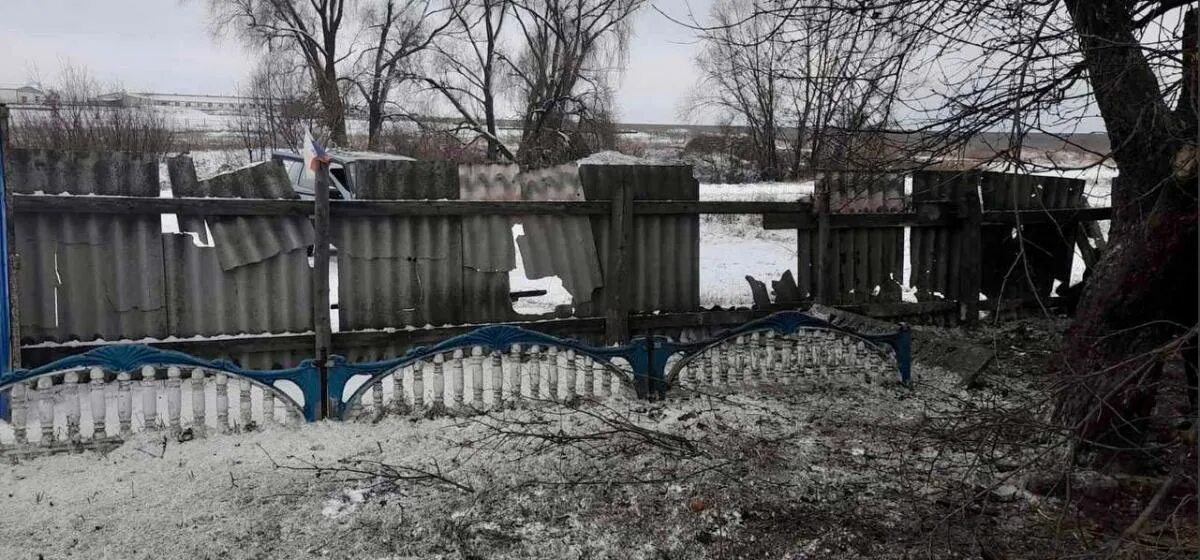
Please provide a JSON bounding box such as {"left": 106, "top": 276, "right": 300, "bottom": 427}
{"left": 12, "top": 194, "right": 1112, "bottom": 225}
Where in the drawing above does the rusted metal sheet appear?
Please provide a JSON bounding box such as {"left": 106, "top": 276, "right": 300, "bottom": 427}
{"left": 9, "top": 149, "right": 166, "bottom": 342}
{"left": 335, "top": 161, "right": 463, "bottom": 330}
{"left": 978, "top": 172, "right": 1084, "bottom": 301}
{"left": 910, "top": 170, "right": 978, "bottom": 303}
{"left": 803, "top": 172, "right": 905, "bottom": 304}
{"left": 459, "top": 164, "right": 518, "bottom": 323}
{"left": 581, "top": 165, "right": 699, "bottom": 314}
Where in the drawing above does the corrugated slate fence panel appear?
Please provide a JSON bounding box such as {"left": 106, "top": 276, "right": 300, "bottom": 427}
{"left": 459, "top": 164, "right": 519, "bottom": 323}
{"left": 580, "top": 165, "right": 700, "bottom": 316}
{"left": 979, "top": 172, "right": 1084, "bottom": 302}
{"left": 910, "top": 170, "right": 981, "bottom": 303}
{"left": 9, "top": 149, "right": 167, "bottom": 343}
{"left": 166, "top": 158, "right": 315, "bottom": 339}
{"left": 519, "top": 164, "right": 606, "bottom": 310}
{"left": 334, "top": 161, "right": 463, "bottom": 331}
{"left": 817, "top": 172, "right": 906, "bottom": 304}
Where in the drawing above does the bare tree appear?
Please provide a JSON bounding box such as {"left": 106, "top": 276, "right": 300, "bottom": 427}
{"left": 723, "top": 1, "right": 1197, "bottom": 460}
{"left": 691, "top": 0, "right": 788, "bottom": 179}
{"left": 204, "top": 0, "right": 353, "bottom": 146}
{"left": 10, "top": 63, "right": 175, "bottom": 155}
{"left": 421, "top": 0, "right": 516, "bottom": 161}
{"left": 352, "top": 0, "right": 456, "bottom": 150}
{"left": 235, "top": 57, "right": 324, "bottom": 159}
{"left": 507, "top": 0, "right": 645, "bottom": 168}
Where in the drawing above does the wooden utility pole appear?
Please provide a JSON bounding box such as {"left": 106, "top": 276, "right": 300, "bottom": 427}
{"left": 313, "top": 160, "right": 333, "bottom": 419}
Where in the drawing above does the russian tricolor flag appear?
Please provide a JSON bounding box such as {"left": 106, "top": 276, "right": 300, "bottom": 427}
{"left": 302, "top": 130, "right": 331, "bottom": 172}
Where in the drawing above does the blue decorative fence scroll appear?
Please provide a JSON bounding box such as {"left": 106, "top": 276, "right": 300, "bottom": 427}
{"left": 0, "top": 310, "right": 910, "bottom": 446}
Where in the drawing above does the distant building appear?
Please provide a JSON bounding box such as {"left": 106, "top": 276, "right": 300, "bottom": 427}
{"left": 0, "top": 85, "right": 47, "bottom": 106}
{"left": 90, "top": 91, "right": 267, "bottom": 111}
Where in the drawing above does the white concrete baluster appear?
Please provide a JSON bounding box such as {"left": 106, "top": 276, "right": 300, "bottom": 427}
{"left": 470, "top": 345, "right": 484, "bottom": 407}
{"left": 261, "top": 381, "right": 275, "bottom": 425}
{"left": 190, "top": 369, "right": 207, "bottom": 431}
{"left": 411, "top": 362, "right": 425, "bottom": 410}
{"left": 139, "top": 366, "right": 157, "bottom": 431}
{"left": 563, "top": 349, "right": 577, "bottom": 401}
{"left": 449, "top": 349, "right": 465, "bottom": 410}
{"left": 489, "top": 351, "right": 503, "bottom": 407}
{"left": 546, "top": 347, "right": 559, "bottom": 401}
{"left": 90, "top": 367, "right": 108, "bottom": 438}
{"left": 752, "top": 332, "right": 765, "bottom": 381}
{"left": 36, "top": 377, "right": 54, "bottom": 444}
{"left": 573, "top": 354, "right": 588, "bottom": 398}
{"left": 11, "top": 382, "right": 28, "bottom": 444}
{"left": 117, "top": 372, "right": 133, "bottom": 436}
{"left": 719, "top": 343, "right": 733, "bottom": 386}
{"left": 214, "top": 373, "right": 229, "bottom": 432}
{"left": 167, "top": 367, "right": 184, "bottom": 433}
{"left": 507, "top": 344, "right": 522, "bottom": 403}
{"left": 770, "top": 332, "right": 784, "bottom": 383}
{"left": 63, "top": 371, "right": 81, "bottom": 440}
{"left": 597, "top": 360, "right": 612, "bottom": 398}
{"left": 368, "top": 378, "right": 383, "bottom": 415}
{"left": 392, "top": 367, "right": 412, "bottom": 415}
{"left": 527, "top": 345, "right": 542, "bottom": 400}
{"left": 431, "top": 354, "right": 446, "bottom": 412}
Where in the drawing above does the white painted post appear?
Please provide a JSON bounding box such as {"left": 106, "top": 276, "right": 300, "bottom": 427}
{"left": 371, "top": 379, "right": 384, "bottom": 416}
{"left": 167, "top": 367, "right": 183, "bottom": 433}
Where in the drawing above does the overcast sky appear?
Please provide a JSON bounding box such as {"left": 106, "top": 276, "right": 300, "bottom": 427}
{"left": 0, "top": 0, "right": 713, "bottom": 125}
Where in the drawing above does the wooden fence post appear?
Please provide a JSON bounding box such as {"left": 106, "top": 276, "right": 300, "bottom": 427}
{"left": 313, "top": 160, "right": 333, "bottom": 419}
{"left": 0, "top": 105, "right": 18, "bottom": 372}
{"left": 604, "top": 175, "right": 633, "bottom": 345}
{"left": 957, "top": 178, "right": 982, "bottom": 325}
{"left": 815, "top": 185, "right": 834, "bottom": 304}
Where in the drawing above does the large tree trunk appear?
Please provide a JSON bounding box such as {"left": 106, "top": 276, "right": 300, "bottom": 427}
{"left": 1055, "top": 1, "right": 1198, "bottom": 452}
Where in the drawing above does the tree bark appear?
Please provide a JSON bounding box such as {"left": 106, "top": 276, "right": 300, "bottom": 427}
{"left": 1055, "top": 0, "right": 1198, "bottom": 453}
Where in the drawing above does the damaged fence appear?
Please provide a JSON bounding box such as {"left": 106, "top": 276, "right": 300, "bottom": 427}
{"left": 0, "top": 308, "right": 910, "bottom": 450}
{"left": 0, "top": 143, "right": 1109, "bottom": 424}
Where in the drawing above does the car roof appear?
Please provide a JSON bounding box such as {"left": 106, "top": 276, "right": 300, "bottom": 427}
{"left": 271, "top": 149, "right": 416, "bottom": 164}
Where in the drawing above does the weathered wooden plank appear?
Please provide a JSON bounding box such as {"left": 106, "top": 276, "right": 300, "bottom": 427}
{"left": 604, "top": 178, "right": 634, "bottom": 344}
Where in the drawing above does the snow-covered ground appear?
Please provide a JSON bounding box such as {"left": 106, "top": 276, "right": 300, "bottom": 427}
{"left": 0, "top": 358, "right": 1065, "bottom": 559}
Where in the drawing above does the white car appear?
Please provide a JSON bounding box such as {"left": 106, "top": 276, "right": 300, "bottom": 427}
{"left": 271, "top": 150, "right": 415, "bottom": 200}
